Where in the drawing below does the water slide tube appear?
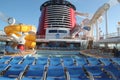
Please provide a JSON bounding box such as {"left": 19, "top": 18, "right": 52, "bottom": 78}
{"left": 4, "top": 24, "right": 36, "bottom": 49}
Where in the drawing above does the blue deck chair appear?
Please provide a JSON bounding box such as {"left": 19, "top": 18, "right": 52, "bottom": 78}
{"left": 9, "top": 56, "right": 23, "bottom": 64}
{"left": 21, "top": 65, "right": 44, "bottom": 80}
{"left": 66, "top": 66, "right": 87, "bottom": 79}
{"left": 49, "top": 57, "right": 62, "bottom": 66}
{"left": 2, "top": 56, "right": 12, "bottom": 59}
{"left": 87, "top": 58, "right": 100, "bottom": 66}
{"left": 22, "top": 57, "right": 35, "bottom": 65}
{"left": 103, "top": 65, "right": 120, "bottom": 80}
{"left": 0, "top": 64, "right": 28, "bottom": 79}
{"left": 84, "top": 66, "right": 110, "bottom": 79}
{"left": 94, "top": 78, "right": 114, "bottom": 80}
{"left": 0, "top": 56, "right": 12, "bottom": 64}
{"left": 62, "top": 58, "right": 75, "bottom": 67}
{"left": 46, "top": 66, "right": 66, "bottom": 80}
{"left": 70, "top": 77, "right": 89, "bottom": 80}
{"left": 75, "top": 58, "right": 87, "bottom": 67}
{"left": 111, "top": 58, "right": 120, "bottom": 65}
{"left": 0, "top": 77, "right": 17, "bottom": 80}
{"left": 36, "top": 57, "right": 48, "bottom": 66}
{"left": 0, "top": 64, "right": 10, "bottom": 74}
{"left": 5, "top": 45, "right": 21, "bottom": 54}
{"left": 99, "top": 58, "right": 112, "bottom": 66}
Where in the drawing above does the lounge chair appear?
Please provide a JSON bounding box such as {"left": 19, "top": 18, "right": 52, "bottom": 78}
{"left": 21, "top": 57, "right": 35, "bottom": 65}
{"left": 0, "top": 64, "right": 28, "bottom": 79}
{"left": 9, "top": 56, "right": 23, "bottom": 64}
{"left": 99, "top": 58, "right": 112, "bottom": 66}
{"left": 75, "top": 58, "right": 88, "bottom": 66}
{"left": 103, "top": 65, "right": 120, "bottom": 80}
{"left": 111, "top": 58, "right": 120, "bottom": 65}
{"left": 49, "top": 57, "right": 62, "bottom": 66}
{"left": 0, "top": 56, "right": 12, "bottom": 64}
{"left": 66, "top": 66, "right": 88, "bottom": 80}
{"left": 21, "top": 65, "right": 45, "bottom": 80}
{"left": 62, "top": 58, "right": 75, "bottom": 67}
{"left": 87, "top": 58, "right": 100, "bottom": 66}
{"left": 46, "top": 66, "right": 66, "bottom": 80}
{"left": 84, "top": 65, "right": 112, "bottom": 80}
{"left": 0, "top": 64, "right": 10, "bottom": 75}
{"left": 36, "top": 57, "right": 48, "bottom": 66}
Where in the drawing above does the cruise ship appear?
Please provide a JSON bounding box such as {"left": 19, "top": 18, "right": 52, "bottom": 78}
{"left": 0, "top": 0, "right": 120, "bottom": 80}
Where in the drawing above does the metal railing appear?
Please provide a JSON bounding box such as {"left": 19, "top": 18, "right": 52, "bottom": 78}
{"left": 99, "top": 32, "right": 120, "bottom": 40}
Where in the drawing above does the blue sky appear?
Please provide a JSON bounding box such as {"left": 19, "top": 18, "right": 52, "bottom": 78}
{"left": 0, "top": 0, "right": 120, "bottom": 35}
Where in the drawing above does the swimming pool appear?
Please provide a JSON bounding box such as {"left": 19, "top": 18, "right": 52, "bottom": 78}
{"left": 35, "top": 50, "right": 87, "bottom": 58}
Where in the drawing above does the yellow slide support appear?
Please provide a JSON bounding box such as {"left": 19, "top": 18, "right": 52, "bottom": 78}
{"left": 4, "top": 24, "right": 36, "bottom": 48}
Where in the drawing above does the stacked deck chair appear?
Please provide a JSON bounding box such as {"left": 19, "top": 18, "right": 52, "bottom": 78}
{"left": 20, "top": 65, "right": 45, "bottom": 80}
{"left": 62, "top": 57, "right": 75, "bottom": 67}
{"left": 0, "top": 56, "right": 12, "bottom": 64}
{"left": 75, "top": 58, "right": 88, "bottom": 67}
{"left": 21, "top": 57, "right": 35, "bottom": 65}
{"left": 49, "top": 57, "right": 62, "bottom": 66}
{"left": 66, "top": 66, "right": 89, "bottom": 80}
{"left": 103, "top": 64, "right": 120, "bottom": 80}
{"left": 46, "top": 66, "right": 67, "bottom": 80}
{"left": 9, "top": 56, "right": 23, "bottom": 64}
{"left": 99, "top": 58, "right": 112, "bottom": 66}
{"left": 87, "top": 58, "right": 100, "bottom": 66}
{"left": 35, "top": 57, "right": 48, "bottom": 66}
{"left": 111, "top": 58, "right": 120, "bottom": 65}
{"left": 0, "top": 64, "right": 10, "bottom": 75}
{"left": 0, "top": 64, "right": 28, "bottom": 80}
{"left": 84, "top": 65, "right": 113, "bottom": 80}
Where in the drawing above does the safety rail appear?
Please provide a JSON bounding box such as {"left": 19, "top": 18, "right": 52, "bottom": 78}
{"left": 98, "top": 32, "right": 120, "bottom": 40}
{"left": 36, "top": 35, "right": 71, "bottom": 39}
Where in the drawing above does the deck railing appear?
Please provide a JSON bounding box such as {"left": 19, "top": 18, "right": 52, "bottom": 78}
{"left": 0, "top": 30, "right": 119, "bottom": 40}
{"left": 98, "top": 32, "right": 120, "bottom": 40}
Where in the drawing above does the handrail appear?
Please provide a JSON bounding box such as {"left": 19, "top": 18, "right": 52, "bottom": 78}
{"left": 100, "top": 32, "right": 120, "bottom": 40}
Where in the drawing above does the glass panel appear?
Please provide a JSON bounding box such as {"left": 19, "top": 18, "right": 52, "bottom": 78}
{"left": 49, "top": 30, "right": 57, "bottom": 33}
{"left": 58, "top": 30, "right": 67, "bottom": 33}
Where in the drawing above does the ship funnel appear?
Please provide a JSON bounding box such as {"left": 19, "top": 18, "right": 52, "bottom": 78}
{"left": 50, "top": 0, "right": 65, "bottom": 4}
{"left": 37, "top": 0, "right": 76, "bottom": 36}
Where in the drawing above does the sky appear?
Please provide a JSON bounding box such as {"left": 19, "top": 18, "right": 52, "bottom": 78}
{"left": 0, "top": 0, "right": 120, "bottom": 35}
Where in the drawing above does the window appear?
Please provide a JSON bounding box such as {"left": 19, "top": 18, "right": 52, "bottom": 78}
{"left": 49, "top": 30, "right": 57, "bottom": 33}
{"left": 49, "top": 30, "right": 67, "bottom": 33}
{"left": 99, "top": 44, "right": 105, "bottom": 47}
{"left": 58, "top": 30, "right": 67, "bottom": 33}
{"left": 108, "top": 43, "right": 116, "bottom": 49}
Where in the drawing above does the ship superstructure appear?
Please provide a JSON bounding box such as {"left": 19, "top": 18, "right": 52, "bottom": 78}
{"left": 37, "top": 0, "right": 76, "bottom": 39}
{"left": 36, "top": 0, "right": 89, "bottom": 50}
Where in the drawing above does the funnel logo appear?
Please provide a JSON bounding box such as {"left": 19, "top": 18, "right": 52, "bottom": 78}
{"left": 56, "top": 33, "right": 60, "bottom": 39}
